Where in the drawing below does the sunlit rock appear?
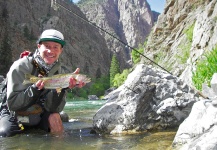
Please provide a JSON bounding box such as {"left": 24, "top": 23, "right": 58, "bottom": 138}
{"left": 60, "top": 111, "right": 69, "bottom": 122}
{"left": 93, "top": 64, "right": 202, "bottom": 134}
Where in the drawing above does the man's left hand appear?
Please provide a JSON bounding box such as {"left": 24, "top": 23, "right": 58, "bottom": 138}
{"left": 68, "top": 68, "right": 86, "bottom": 89}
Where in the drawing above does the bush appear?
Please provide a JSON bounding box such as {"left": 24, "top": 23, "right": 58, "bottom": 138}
{"left": 89, "top": 75, "right": 110, "bottom": 97}
{"left": 113, "top": 69, "right": 130, "bottom": 87}
{"left": 184, "top": 23, "right": 195, "bottom": 42}
{"left": 131, "top": 46, "right": 144, "bottom": 64}
{"left": 175, "top": 23, "right": 194, "bottom": 64}
{"left": 67, "top": 87, "right": 88, "bottom": 99}
{"left": 192, "top": 46, "right": 217, "bottom": 90}
{"left": 67, "top": 75, "right": 110, "bottom": 99}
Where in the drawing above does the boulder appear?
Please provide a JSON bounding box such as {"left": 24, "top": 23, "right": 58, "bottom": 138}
{"left": 88, "top": 95, "right": 99, "bottom": 100}
{"left": 104, "top": 87, "right": 117, "bottom": 98}
{"left": 60, "top": 111, "right": 69, "bottom": 122}
{"left": 93, "top": 64, "right": 203, "bottom": 134}
{"left": 172, "top": 99, "right": 217, "bottom": 149}
{"left": 211, "top": 73, "right": 217, "bottom": 95}
{"left": 172, "top": 72, "right": 217, "bottom": 149}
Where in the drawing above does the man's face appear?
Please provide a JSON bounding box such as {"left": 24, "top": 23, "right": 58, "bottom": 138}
{"left": 37, "top": 41, "right": 63, "bottom": 65}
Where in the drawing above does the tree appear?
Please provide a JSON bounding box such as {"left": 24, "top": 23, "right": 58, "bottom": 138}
{"left": 1, "top": 2, "right": 9, "bottom": 21}
{"left": 0, "top": 34, "right": 12, "bottom": 76}
{"left": 96, "top": 68, "right": 101, "bottom": 79}
{"left": 84, "top": 62, "right": 89, "bottom": 74}
{"left": 110, "top": 54, "right": 120, "bottom": 87}
{"left": 24, "top": 26, "right": 30, "bottom": 39}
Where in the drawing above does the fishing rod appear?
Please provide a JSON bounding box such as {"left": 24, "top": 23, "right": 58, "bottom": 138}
{"left": 51, "top": 0, "right": 172, "bottom": 75}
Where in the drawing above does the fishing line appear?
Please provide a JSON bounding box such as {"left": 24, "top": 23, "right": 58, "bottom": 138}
{"left": 51, "top": 0, "right": 172, "bottom": 75}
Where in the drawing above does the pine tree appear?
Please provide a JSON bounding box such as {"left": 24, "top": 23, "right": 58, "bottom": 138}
{"left": 96, "top": 68, "right": 101, "bottom": 79}
{"left": 0, "top": 33, "right": 12, "bottom": 76}
{"left": 0, "top": 3, "right": 12, "bottom": 77}
{"left": 110, "top": 55, "right": 120, "bottom": 87}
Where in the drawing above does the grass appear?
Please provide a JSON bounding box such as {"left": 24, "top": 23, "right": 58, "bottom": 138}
{"left": 192, "top": 46, "right": 217, "bottom": 90}
{"left": 176, "top": 41, "right": 191, "bottom": 64}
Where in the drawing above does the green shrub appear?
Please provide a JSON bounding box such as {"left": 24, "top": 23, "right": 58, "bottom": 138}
{"left": 184, "top": 23, "right": 195, "bottom": 42}
{"left": 153, "top": 51, "right": 165, "bottom": 64}
{"left": 175, "top": 23, "right": 194, "bottom": 64}
{"left": 113, "top": 69, "right": 130, "bottom": 87}
{"left": 68, "top": 87, "right": 88, "bottom": 99}
{"left": 176, "top": 42, "right": 191, "bottom": 64}
{"left": 88, "top": 75, "right": 110, "bottom": 97}
{"left": 67, "top": 75, "right": 110, "bottom": 99}
{"left": 67, "top": 92, "right": 74, "bottom": 99}
{"left": 67, "top": 68, "right": 109, "bottom": 100}
{"left": 192, "top": 46, "right": 217, "bottom": 90}
{"left": 131, "top": 45, "right": 144, "bottom": 64}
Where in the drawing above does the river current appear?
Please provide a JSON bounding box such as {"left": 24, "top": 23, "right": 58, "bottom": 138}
{"left": 0, "top": 100, "right": 176, "bottom": 150}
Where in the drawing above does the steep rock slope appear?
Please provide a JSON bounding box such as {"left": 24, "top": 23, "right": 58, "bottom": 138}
{"left": 0, "top": 0, "right": 110, "bottom": 77}
{"left": 143, "top": 0, "right": 217, "bottom": 86}
{"left": 78, "top": 0, "right": 154, "bottom": 70}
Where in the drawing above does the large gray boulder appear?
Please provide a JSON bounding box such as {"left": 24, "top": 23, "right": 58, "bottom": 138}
{"left": 93, "top": 64, "right": 203, "bottom": 134}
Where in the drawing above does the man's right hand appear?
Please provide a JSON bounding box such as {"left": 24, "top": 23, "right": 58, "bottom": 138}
{"left": 35, "top": 80, "right": 45, "bottom": 90}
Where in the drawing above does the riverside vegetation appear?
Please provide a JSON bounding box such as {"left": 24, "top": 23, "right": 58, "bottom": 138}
{"left": 67, "top": 22, "right": 213, "bottom": 101}
{"left": 68, "top": 44, "right": 144, "bottom": 99}
{"left": 193, "top": 46, "right": 217, "bottom": 90}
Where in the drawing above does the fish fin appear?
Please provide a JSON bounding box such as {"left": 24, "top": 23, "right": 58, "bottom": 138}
{"left": 23, "top": 74, "right": 34, "bottom": 85}
{"left": 56, "top": 88, "right": 62, "bottom": 94}
{"left": 23, "top": 80, "right": 31, "bottom": 85}
{"left": 25, "top": 74, "right": 34, "bottom": 80}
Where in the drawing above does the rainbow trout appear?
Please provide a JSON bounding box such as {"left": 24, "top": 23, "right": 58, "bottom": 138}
{"left": 23, "top": 73, "right": 91, "bottom": 93}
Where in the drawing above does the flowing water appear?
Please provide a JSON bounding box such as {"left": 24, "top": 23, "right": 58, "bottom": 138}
{"left": 0, "top": 100, "right": 176, "bottom": 150}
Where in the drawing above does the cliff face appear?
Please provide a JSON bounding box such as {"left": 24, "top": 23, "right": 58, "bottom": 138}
{"left": 0, "top": 0, "right": 157, "bottom": 77}
{"left": 143, "top": 0, "right": 217, "bottom": 85}
{"left": 0, "top": 0, "right": 110, "bottom": 77}
{"left": 78, "top": 0, "right": 154, "bottom": 70}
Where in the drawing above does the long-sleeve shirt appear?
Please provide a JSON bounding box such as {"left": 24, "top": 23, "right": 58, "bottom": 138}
{"left": 7, "top": 55, "right": 67, "bottom": 113}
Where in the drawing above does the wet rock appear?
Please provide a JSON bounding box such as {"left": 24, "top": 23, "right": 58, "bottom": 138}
{"left": 60, "top": 111, "right": 69, "bottom": 122}
{"left": 88, "top": 95, "right": 99, "bottom": 100}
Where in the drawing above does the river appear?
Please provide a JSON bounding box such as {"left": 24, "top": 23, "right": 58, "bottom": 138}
{"left": 0, "top": 100, "right": 176, "bottom": 150}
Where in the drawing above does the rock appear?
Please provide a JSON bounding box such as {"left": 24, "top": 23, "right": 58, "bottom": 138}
{"left": 104, "top": 87, "right": 117, "bottom": 97}
{"left": 60, "top": 111, "right": 69, "bottom": 122}
{"left": 1, "top": 0, "right": 111, "bottom": 77}
{"left": 202, "top": 83, "right": 216, "bottom": 99}
{"left": 79, "top": 0, "right": 155, "bottom": 69}
{"left": 211, "top": 73, "right": 217, "bottom": 95}
{"left": 173, "top": 72, "right": 217, "bottom": 149}
{"left": 93, "top": 64, "right": 202, "bottom": 134}
{"left": 0, "top": 75, "right": 4, "bottom": 83}
{"left": 88, "top": 95, "right": 99, "bottom": 100}
{"left": 172, "top": 99, "right": 217, "bottom": 149}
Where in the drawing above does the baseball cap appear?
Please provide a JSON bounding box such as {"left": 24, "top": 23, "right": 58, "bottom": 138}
{"left": 37, "top": 29, "right": 66, "bottom": 47}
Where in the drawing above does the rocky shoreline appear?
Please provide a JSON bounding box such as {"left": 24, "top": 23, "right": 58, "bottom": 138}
{"left": 92, "top": 64, "right": 216, "bottom": 149}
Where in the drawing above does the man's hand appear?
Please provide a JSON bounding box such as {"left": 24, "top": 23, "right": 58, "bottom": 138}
{"left": 34, "top": 74, "right": 45, "bottom": 90}
{"left": 35, "top": 80, "right": 45, "bottom": 90}
{"left": 68, "top": 68, "right": 86, "bottom": 89}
